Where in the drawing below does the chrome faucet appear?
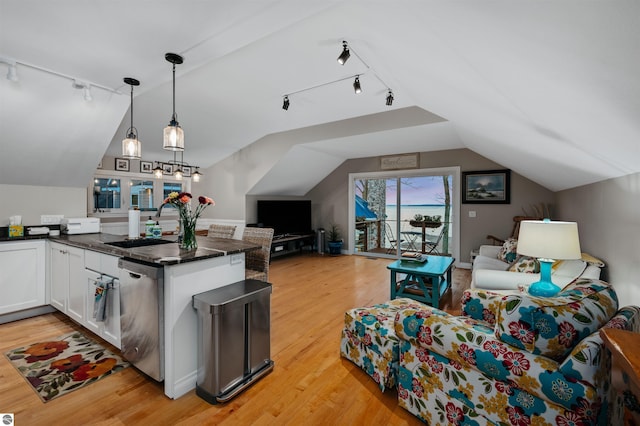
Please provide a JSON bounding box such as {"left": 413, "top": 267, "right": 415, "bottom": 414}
{"left": 155, "top": 204, "right": 167, "bottom": 218}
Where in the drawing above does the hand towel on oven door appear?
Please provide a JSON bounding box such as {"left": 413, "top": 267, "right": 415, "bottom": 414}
{"left": 93, "top": 276, "right": 114, "bottom": 322}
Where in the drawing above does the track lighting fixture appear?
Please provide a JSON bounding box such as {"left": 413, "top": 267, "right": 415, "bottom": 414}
{"left": 386, "top": 90, "right": 394, "bottom": 106}
{"left": 163, "top": 52, "right": 185, "bottom": 151}
{"left": 6, "top": 63, "right": 17, "bottom": 82}
{"left": 337, "top": 41, "right": 350, "bottom": 65}
{"left": 1, "top": 56, "right": 120, "bottom": 98}
{"left": 83, "top": 86, "right": 93, "bottom": 102}
{"left": 0, "top": 57, "right": 18, "bottom": 82}
{"left": 72, "top": 80, "right": 93, "bottom": 102}
{"left": 353, "top": 76, "right": 362, "bottom": 94}
{"left": 283, "top": 40, "right": 396, "bottom": 108}
{"left": 122, "top": 77, "right": 142, "bottom": 159}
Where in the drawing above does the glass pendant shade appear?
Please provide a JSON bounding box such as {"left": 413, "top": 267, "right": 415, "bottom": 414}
{"left": 122, "top": 77, "right": 142, "bottom": 158}
{"left": 163, "top": 121, "right": 184, "bottom": 151}
{"left": 122, "top": 133, "right": 142, "bottom": 159}
{"left": 192, "top": 168, "right": 201, "bottom": 182}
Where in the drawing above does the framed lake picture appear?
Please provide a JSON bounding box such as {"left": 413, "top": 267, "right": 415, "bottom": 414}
{"left": 462, "top": 169, "right": 511, "bottom": 204}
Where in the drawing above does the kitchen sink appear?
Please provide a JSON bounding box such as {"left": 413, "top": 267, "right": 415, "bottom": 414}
{"left": 105, "top": 239, "right": 175, "bottom": 249}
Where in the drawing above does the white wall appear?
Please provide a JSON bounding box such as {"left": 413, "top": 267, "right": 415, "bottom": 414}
{"left": 0, "top": 184, "right": 87, "bottom": 226}
{"left": 557, "top": 172, "right": 640, "bottom": 307}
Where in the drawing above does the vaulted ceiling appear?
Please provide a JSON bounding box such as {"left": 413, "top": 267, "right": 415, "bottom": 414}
{"left": 1, "top": 1, "right": 639, "bottom": 193}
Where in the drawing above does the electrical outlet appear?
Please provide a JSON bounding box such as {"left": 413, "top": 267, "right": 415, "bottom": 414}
{"left": 41, "top": 215, "right": 64, "bottom": 225}
{"left": 468, "top": 211, "right": 476, "bottom": 218}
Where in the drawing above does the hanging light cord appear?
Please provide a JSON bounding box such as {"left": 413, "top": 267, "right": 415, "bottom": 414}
{"left": 171, "top": 62, "right": 177, "bottom": 122}
{"left": 129, "top": 84, "right": 134, "bottom": 131}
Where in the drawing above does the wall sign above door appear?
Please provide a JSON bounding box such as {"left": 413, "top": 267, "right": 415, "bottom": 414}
{"left": 380, "top": 153, "right": 419, "bottom": 170}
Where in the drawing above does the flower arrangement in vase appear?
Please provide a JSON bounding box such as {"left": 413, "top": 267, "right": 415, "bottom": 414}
{"left": 161, "top": 192, "right": 214, "bottom": 250}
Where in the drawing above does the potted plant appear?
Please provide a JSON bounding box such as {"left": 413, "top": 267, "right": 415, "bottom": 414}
{"left": 327, "top": 223, "right": 343, "bottom": 255}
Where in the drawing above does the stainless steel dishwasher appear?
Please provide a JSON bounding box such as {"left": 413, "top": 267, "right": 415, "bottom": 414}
{"left": 118, "top": 258, "right": 164, "bottom": 381}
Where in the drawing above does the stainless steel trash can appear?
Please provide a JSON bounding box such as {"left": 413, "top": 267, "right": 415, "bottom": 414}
{"left": 192, "top": 279, "right": 274, "bottom": 404}
{"left": 317, "top": 228, "right": 325, "bottom": 254}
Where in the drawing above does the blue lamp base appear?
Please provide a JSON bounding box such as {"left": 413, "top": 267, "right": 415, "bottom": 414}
{"left": 527, "top": 259, "right": 561, "bottom": 297}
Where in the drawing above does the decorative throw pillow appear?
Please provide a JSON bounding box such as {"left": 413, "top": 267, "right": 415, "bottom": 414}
{"left": 494, "top": 279, "right": 619, "bottom": 361}
{"left": 497, "top": 238, "right": 518, "bottom": 264}
{"left": 508, "top": 255, "right": 540, "bottom": 273}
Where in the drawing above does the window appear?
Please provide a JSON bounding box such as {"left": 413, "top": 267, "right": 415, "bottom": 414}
{"left": 349, "top": 167, "right": 460, "bottom": 261}
{"left": 92, "top": 177, "right": 121, "bottom": 212}
{"left": 130, "top": 179, "right": 154, "bottom": 211}
{"left": 89, "top": 170, "right": 189, "bottom": 217}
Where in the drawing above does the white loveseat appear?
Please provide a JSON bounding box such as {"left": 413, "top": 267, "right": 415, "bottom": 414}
{"left": 471, "top": 244, "right": 602, "bottom": 292}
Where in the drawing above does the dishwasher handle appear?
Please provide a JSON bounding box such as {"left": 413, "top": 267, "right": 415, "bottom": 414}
{"left": 118, "top": 258, "right": 164, "bottom": 280}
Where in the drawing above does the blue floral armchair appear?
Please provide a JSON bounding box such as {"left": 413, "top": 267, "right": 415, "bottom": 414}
{"left": 394, "top": 279, "right": 640, "bottom": 425}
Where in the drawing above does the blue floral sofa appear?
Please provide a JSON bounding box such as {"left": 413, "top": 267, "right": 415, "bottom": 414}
{"left": 341, "top": 279, "right": 640, "bottom": 425}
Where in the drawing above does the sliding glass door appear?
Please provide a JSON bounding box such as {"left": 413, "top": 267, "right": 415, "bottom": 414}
{"left": 350, "top": 167, "right": 459, "bottom": 261}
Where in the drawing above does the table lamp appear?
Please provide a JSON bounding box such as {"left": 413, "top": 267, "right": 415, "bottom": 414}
{"left": 516, "top": 219, "right": 581, "bottom": 297}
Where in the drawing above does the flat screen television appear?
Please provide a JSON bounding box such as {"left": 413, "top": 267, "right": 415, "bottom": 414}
{"left": 257, "top": 200, "right": 312, "bottom": 237}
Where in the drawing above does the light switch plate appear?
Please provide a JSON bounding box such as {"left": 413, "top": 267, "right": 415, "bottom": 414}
{"left": 468, "top": 211, "right": 476, "bottom": 218}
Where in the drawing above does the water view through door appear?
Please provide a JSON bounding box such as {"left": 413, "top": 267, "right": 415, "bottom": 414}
{"left": 351, "top": 169, "right": 457, "bottom": 259}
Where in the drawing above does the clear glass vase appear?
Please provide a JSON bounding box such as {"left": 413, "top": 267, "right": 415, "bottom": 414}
{"left": 180, "top": 216, "right": 198, "bottom": 250}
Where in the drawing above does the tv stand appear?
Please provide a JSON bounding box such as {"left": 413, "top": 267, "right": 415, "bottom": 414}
{"left": 270, "top": 233, "right": 315, "bottom": 258}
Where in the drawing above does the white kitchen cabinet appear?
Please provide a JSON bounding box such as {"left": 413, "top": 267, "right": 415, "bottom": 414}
{"left": 84, "top": 251, "right": 121, "bottom": 348}
{"left": 49, "top": 242, "right": 67, "bottom": 311}
{"left": 0, "top": 240, "right": 46, "bottom": 315}
{"left": 49, "top": 241, "right": 85, "bottom": 320}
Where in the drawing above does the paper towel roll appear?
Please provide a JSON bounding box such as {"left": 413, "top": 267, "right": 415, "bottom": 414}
{"left": 128, "top": 210, "right": 141, "bottom": 239}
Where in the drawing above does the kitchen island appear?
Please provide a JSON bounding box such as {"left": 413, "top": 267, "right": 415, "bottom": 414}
{"left": 48, "top": 233, "right": 260, "bottom": 399}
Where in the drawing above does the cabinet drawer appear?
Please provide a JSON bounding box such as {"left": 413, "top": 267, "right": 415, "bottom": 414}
{"left": 85, "top": 250, "right": 101, "bottom": 272}
{"left": 85, "top": 250, "right": 120, "bottom": 277}
{"left": 101, "top": 254, "right": 119, "bottom": 277}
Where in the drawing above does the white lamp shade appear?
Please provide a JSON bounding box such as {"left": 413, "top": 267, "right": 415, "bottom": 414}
{"left": 163, "top": 125, "right": 184, "bottom": 151}
{"left": 122, "top": 137, "right": 142, "bottom": 159}
{"left": 516, "top": 220, "right": 581, "bottom": 260}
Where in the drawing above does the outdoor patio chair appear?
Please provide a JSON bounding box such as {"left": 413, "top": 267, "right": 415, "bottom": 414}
{"left": 384, "top": 222, "right": 403, "bottom": 254}
{"left": 423, "top": 227, "right": 445, "bottom": 255}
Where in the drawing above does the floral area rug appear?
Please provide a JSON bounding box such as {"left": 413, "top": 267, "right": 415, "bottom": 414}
{"left": 4, "top": 331, "right": 129, "bottom": 402}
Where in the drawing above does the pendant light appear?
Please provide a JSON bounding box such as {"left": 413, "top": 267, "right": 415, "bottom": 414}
{"left": 153, "top": 162, "right": 164, "bottom": 178}
{"left": 121, "top": 77, "right": 142, "bottom": 159}
{"left": 163, "top": 53, "right": 184, "bottom": 151}
{"left": 192, "top": 167, "right": 202, "bottom": 182}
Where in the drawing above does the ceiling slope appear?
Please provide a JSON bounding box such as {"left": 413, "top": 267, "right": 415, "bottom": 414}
{"left": 1, "top": 1, "right": 639, "bottom": 192}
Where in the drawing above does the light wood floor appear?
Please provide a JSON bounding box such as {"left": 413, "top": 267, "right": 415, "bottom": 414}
{"left": 0, "top": 253, "right": 471, "bottom": 425}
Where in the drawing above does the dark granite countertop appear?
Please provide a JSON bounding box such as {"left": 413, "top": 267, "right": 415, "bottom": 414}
{"left": 0, "top": 225, "right": 60, "bottom": 241}
{"left": 47, "top": 233, "right": 259, "bottom": 266}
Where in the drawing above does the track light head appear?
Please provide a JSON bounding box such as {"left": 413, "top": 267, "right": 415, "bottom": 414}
{"left": 6, "top": 63, "right": 17, "bottom": 82}
{"left": 282, "top": 95, "right": 290, "bottom": 110}
{"left": 353, "top": 76, "right": 362, "bottom": 94}
{"left": 337, "top": 41, "right": 350, "bottom": 65}
{"left": 386, "top": 90, "right": 394, "bottom": 106}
